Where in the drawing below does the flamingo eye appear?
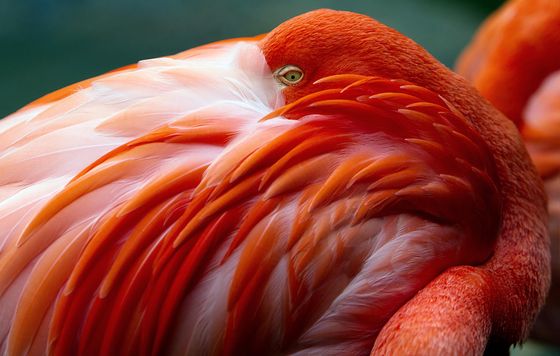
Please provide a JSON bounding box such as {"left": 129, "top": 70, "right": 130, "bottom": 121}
{"left": 275, "top": 65, "right": 304, "bottom": 86}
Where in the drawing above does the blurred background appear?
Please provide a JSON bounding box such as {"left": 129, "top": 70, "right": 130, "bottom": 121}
{"left": 0, "top": 0, "right": 558, "bottom": 354}
{"left": 0, "top": 0, "right": 504, "bottom": 117}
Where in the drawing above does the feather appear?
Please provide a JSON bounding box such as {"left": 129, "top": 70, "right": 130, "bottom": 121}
{"left": 0, "top": 34, "right": 505, "bottom": 356}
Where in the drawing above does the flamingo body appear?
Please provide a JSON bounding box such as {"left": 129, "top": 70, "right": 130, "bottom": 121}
{"left": 0, "top": 9, "right": 549, "bottom": 355}
{"left": 458, "top": 0, "right": 560, "bottom": 342}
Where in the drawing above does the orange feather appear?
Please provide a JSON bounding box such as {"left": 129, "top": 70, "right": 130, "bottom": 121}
{"left": 458, "top": 0, "right": 560, "bottom": 344}
{"left": 0, "top": 8, "right": 549, "bottom": 356}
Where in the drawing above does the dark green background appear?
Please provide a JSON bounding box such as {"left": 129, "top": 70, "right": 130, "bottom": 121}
{"left": 1, "top": 0, "right": 560, "bottom": 354}
{"left": 0, "top": 0, "right": 505, "bottom": 117}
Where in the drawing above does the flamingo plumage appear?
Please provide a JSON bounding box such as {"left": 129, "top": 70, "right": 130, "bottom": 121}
{"left": 457, "top": 0, "right": 560, "bottom": 343}
{"left": 0, "top": 9, "right": 549, "bottom": 355}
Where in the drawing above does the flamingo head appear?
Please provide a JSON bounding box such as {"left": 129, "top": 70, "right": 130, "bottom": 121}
{"left": 261, "top": 9, "right": 444, "bottom": 104}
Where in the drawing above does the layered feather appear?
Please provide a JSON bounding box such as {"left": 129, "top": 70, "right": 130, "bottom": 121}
{"left": 0, "top": 44, "right": 501, "bottom": 355}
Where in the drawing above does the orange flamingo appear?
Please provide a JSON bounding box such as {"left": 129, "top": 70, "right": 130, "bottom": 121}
{"left": 457, "top": 0, "right": 560, "bottom": 343}
{"left": 0, "top": 9, "right": 549, "bottom": 355}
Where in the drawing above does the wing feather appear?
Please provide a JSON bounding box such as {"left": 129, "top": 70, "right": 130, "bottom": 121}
{"left": 1, "top": 53, "right": 501, "bottom": 356}
{"left": 0, "top": 39, "right": 279, "bottom": 355}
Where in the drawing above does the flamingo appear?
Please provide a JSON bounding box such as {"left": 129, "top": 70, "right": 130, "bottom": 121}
{"left": 457, "top": 0, "right": 560, "bottom": 343}
{"left": 0, "top": 9, "right": 549, "bottom": 355}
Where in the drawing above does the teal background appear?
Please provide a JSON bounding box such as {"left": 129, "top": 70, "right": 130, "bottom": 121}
{"left": 0, "top": 0, "right": 504, "bottom": 117}
{"left": 1, "top": 0, "right": 559, "bottom": 353}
